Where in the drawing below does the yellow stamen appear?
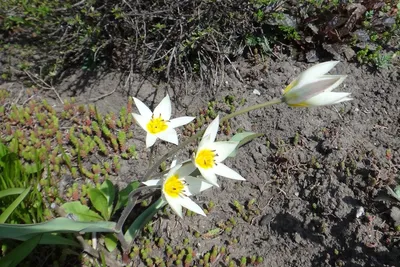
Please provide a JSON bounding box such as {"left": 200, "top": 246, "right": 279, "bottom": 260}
{"left": 195, "top": 149, "right": 216, "bottom": 169}
{"left": 147, "top": 116, "right": 168, "bottom": 134}
{"left": 164, "top": 175, "right": 185, "bottom": 198}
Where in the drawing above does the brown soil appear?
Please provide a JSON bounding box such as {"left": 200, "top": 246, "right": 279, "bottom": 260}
{"left": 2, "top": 57, "right": 400, "bottom": 266}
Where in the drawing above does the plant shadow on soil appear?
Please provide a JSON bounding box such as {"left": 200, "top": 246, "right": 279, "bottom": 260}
{"left": 2, "top": 56, "right": 400, "bottom": 266}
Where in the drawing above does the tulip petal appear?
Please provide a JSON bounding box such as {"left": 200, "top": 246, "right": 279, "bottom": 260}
{"left": 213, "top": 163, "right": 245, "bottom": 180}
{"left": 132, "top": 113, "right": 150, "bottom": 132}
{"left": 164, "top": 195, "right": 183, "bottom": 218}
{"left": 295, "top": 61, "right": 339, "bottom": 89}
{"left": 184, "top": 176, "right": 214, "bottom": 196}
{"left": 143, "top": 179, "right": 162, "bottom": 187}
{"left": 203, "top": 115, "right": 219, "bottom": 143}
{"left": 132, "top": 97, "right": 152, "bottom": 119}
{"left": 169, "top": 116, "right": 195, "bottom": 128}
{"left": 180, "top": 196, "right": 206, "bottom": 216}
{"left": 146, "top": 134, "right": 158, "bottom": 148}
{"left": 284, "top": 76, "right": 345, "bottom": 105}
{"left": 153, "top": 95, "right": 172, "bottom": 120}
{"left": 198, "top": 134, "right": 212, "bottom": 150}
{"left": 301, "top": 92, "right": 352, "bottom": 106}
{"left": 156, "top": 129, "right": 178, "bottom": 145}
{"left": 199, "top": 168, "right": 219, "bottom": 187}
{"left": 212, "top": 141, "right": 239, "bottom": 163}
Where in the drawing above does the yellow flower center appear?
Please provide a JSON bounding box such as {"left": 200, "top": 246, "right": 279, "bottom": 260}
{"left": 146, "top": 116, "right": 168, "bottom": 134}
{"left": 164, "top": 175, "right": 185, "bottom": 198}
{"left": 195, "top": 149, "right": 216, "bottom": 169}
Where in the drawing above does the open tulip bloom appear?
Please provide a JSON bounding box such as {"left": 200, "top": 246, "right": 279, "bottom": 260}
{"left": 193, "top": 115, "right": 245, "bottom": 187}
{"left": 143, "top": 163, "right": 213, "bottom": 218}
{"left": 282, "top": 61, "right": 352, "bottom": 107}
{"left": 132, "top": 95, "right": 195, "bottom": 147}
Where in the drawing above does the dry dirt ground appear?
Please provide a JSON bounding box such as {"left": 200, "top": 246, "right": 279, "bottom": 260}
{"left": 3, "top": 57, "right": 400, "bottom": 266}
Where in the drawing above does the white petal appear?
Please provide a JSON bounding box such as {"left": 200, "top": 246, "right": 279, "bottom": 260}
{"left": 165, "top": 164, "right": 182, "bottom": 178}
{"left": 284, "top": 76, "right": 345, "bottom": 104}
{"left": 199, "top": 168, "right": 219, "bottom": 187}
{"left": 164, "top": 195, "right": 183, "bottom": 218}
{"left": 132, "top": 113, "right": 150, "bottom": 133}
{"left": 198, "top": 134, "right": 212, "bottom": 150}
{"left": 169, "top": 116, "right": 195, "bottom": 128}
{"left": 212, "top": 141, "right": 239, "bottom": 163}
{"left": 203, "top": 115, "right": 219, "bottom": 143}
{"left": 132, "top": 97, "right": 152, "bottom": 119}
{"left": 146, "top": 134, "right": 158, "bottom": 148}
{"left": 213, "top": 163, "right": 245, "bottom": 180}
{"left": 180, "top": 196, "right": 206, "bottom": 216}
{"left": 153, "top": 95, "right": 172, "bottom": 120}
{"left": 296, "top": 61, "right": 339, "bottom": 89}
{"left": 156, "top": 128, "right": 178, "bottom": 145}
{"left": 184, "top": 176, "right": 214, "bottom": 196}
{"left": 176, "top": 162, "right": 197, "bottom": 178}
{"left": 142, "top": 179, "right": 162, "bottom": 187}
{"left": 302, "top": 92, "right": 352, "bottom": 106}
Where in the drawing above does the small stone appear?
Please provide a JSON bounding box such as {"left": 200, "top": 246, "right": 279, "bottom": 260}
{"left": 294, "top": 232, "right": 302, "bottom": 243}
{"left": 356, "top": 207, "right": 365, "bottom": 218}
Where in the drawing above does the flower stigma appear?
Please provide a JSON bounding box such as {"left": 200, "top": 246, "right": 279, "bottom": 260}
{"left": 146, "top": 114, "right": 168, "bottom": 134}
{"left": 196, "top": 149, "right": 217, "bottom": 169}
{"left": 164, "top": 175, "right": 185, "bottom": 198}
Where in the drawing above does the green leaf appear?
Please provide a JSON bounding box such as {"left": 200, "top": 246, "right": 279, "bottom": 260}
{"left": 115, "top": 181, "right": 140, "bottom": 211}
{"left": 88, "top": 188, "right": 109, "bottom": 220}
{"left": 0, "top": 234, "right": 41, "bottom": 267}
{"left": 12, "top": 233, "right": 79, "bottom": 247}
{"left": 0, "top": 187, "right": 31, "bottom": 223}
{"left": 0, "top": 217, "right": 116, "bottom": 239}
{"left": 104, "top": 233, "right": 118, "bottom": 252}
{"left": 62, "top": 201, "right": 103, "bottom": 222}
{"left": 228, "top": 131, "right": 264, "bottom": 157}
{"left": 99, "top": 180, "right": 115, "bottom": 217}
{"left": 0, "top": 188, "right": 26, "bottom": 198}
{"left": 124, "top": 198, "right": 166, "bottom": 244}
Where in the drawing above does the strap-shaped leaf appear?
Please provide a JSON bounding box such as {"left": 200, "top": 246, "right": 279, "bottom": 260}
{"left": 0, "top": 234, "right": 41, "bottom": 267}
{"left": 228, "top": 132, "right": 264, "bottom": 157}
{"left": 0, "top": 187, "right": 31, "bottom": 223}
{"left": 0, "top": 217, "right": 116, "bottom": 239}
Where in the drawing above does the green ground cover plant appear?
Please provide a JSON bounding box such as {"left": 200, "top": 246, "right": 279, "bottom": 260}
{"left": 0, "top": 1, "right": 398, "bottom": 86}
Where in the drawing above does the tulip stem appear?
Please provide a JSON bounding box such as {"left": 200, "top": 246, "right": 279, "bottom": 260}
{"left": 143, "top": 97, "right": 282, "bottom": 181}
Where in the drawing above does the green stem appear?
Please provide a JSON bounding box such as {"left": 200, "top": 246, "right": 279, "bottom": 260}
{"left": 143, "top": 98, "right": 282, "bottom": 181}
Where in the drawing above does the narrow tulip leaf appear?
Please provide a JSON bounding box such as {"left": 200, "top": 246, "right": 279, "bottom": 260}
{"left": 115, "top": 181, "right": 140, "bottom": 211}
{"left": 228, "top": 132, "right": 264, "bottom": 157}
{"left": 0, "top": 188, "right": 26, "bottom": 198}
{"left": 11, "top": 233, "right": 80, "bottom": 247}
{"left": 0, "top": 187, "right": 31, "bottom": 223}
{"left": 0, "top": 217, "right": 116, "bottom": 239}
{"left": 88, "top": 188, "right": 109, "bottom": 220}
{"left": 62, "top": 201, "right": 103, "bottom": 222}
{"left": 104, "top": 233, "right": 118, "bottom": 252}
{"left": 124, "top": 198, "right": 166, "bottom": 244}
{"left": 99, "top": 180, "right": 116, "bottom": 217}
{"left": 0, "top": 234, "right": 41, "bottom": 267}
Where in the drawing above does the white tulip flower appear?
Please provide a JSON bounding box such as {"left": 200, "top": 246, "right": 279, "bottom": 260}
{"left": 282, "top": 61, "right": 352, "bottom": 107}
{"left": 132, "top": 95, "right": 195, "bottom": 147}
{"left": 193, "top": 115, "right": 245, "bottom": 187}
{"left": 143, "top": 163, "right": 213, "bottom": 218}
